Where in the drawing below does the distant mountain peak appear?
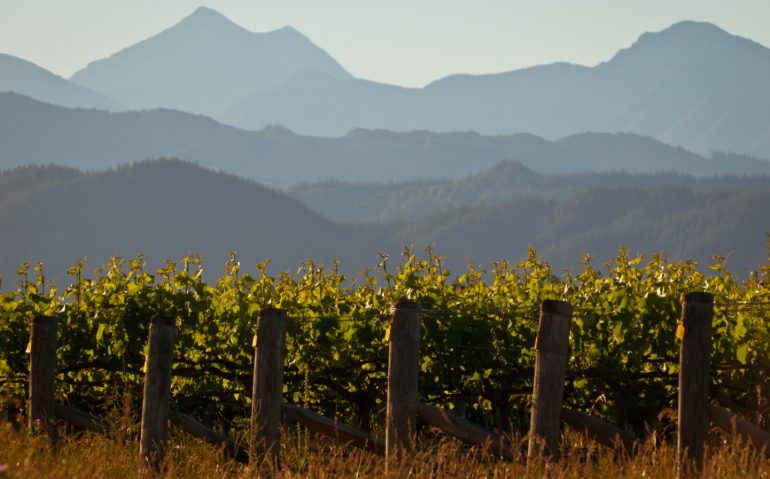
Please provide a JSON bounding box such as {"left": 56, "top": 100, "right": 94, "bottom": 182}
{"left": 662, "top": 20, "right": 727, "bottom": 34}
{"left": 69, "top": 6, "right": 351, "bottom": 116}
{"left": 276, "top": 25, "right": 300, "bottom": 34}
{"left": 260, "top": 124, "right": 299, "bottom": 138}
{"left": 635, "top": 20, "right": 734, "bottom": 47}
{"left": 190, "top": 5, "right": 222, "bottom": 17}
{"left": 174, "top": 5, "right": 243, "bottom": 32}
{"left": 172, "top": 8, "right": 306, "bottom": 42}
{"left": 608, "top": 19, "right": 766, "bottom": 66}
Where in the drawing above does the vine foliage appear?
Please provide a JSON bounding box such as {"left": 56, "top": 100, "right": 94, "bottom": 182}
{"left": 2, "top": 246, "right": 769, "bottom": 436}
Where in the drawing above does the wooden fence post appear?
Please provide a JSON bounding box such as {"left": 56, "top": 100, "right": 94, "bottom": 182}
{"left": 528, "top": 299, "right": 572, "bottom": 461}
{"left": 386, "top": 300, "right": 421, "bottom": 467}
{"left": 29, "top": 315, "right": 57, "bottom": 440}
{"left": 139, "top": 315, "right": 177, "bottom": 472}
{"left": 251, "top": 308, "right": 287, "bottom": 467}
{"left": 678, "top": 292, "right": 713, "bottom": 476}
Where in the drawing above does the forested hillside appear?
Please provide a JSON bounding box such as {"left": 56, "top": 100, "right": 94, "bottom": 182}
{"left": 287, "top": 160, "right": 770, "bottom": 221}
{"left": 1, "top": 161, "right": 767, "bottom": 283}
{"left": 0, "top": 160, "right": 390, "bottom": 283}
{"left": 391, "top": 188, "right": 770, "bottom": 275}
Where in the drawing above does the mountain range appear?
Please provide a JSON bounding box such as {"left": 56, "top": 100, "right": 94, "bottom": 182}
{"left": 3, "top": 93, "right": 769, "bottom": 186}
{"left": 2, "top": 8, "right": 768, "bottom": 159}
{"left": 0, "top": 8, "right": 768, "bottom": 283}
{"left": 220, "top": 19, "right": 770, "bottom": 159}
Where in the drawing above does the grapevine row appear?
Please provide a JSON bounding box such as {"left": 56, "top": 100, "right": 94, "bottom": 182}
{"left": 1, "top": 246, "right": 769, "bottom": 435}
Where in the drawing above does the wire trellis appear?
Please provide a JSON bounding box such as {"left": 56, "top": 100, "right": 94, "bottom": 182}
{"left": 276, "top": 300, "right": 770, "bottom": 334}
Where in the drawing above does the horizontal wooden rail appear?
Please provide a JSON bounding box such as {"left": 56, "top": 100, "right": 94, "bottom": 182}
{"left": 283, "top": 404, "right": 385, "bottom": 455}
{"left": 169, "top": 409, "right": 249, "bottom": 463}
{"left": 710, "top": 405, "right": 770, "bottom": 458}
{"left": 417, "top": 403, "right": 516, "bottom": 461}
{"left": 55, "top": 404, "right": 109, "bottom": 435}
{"left": 560, "top": 407, "right": 639, "bottom": 451}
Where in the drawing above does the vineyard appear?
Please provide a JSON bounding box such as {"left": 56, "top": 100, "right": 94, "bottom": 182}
{"left": 2, "top": 246, "right": 770, "bottom": 476}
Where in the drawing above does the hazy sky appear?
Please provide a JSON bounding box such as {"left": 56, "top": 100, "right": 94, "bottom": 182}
{"left": 1, "top": 0, "right": 769, "bottom": 87}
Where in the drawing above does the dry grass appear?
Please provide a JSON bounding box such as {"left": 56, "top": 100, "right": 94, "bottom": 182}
{"left": 1, "top": 422, "right": 769, "bottom": 478}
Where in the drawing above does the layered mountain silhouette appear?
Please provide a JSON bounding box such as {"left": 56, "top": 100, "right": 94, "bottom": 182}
{"left": 221, "top": 21, "right": 770, "bottom": 159}
{"left": 0, "top": 53, "right": 122, "bottom": 111}
{"left": 3, "top": 9, "right": 769, "bottom": 159}
{"left": 70, "top": 7, "right": 350, "bottom": 117}
{"left": 1, "top": 9, "right": 769, "bottom": 281}
{"left": 3, "top": 93, "right": 769, "bottom": 185}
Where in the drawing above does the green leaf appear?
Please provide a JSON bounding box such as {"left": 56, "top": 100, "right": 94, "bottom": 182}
{"left": 96, "top": 323, "right": 106, "bottom": 341}
{"left": 734, "top": 315, "right": 747, "bottom": 340}
{"left": 612, "top": 321, "right": 624, "bottom": 342}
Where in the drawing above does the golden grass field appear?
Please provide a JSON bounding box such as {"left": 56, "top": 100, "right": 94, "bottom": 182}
{"left": 1, "top": 421, "right": 769, "bottom": 478}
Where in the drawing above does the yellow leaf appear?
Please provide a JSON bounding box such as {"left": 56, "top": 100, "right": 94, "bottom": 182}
{"left": 736, "top": 344, "right": 749, "bottom": 364}
{"left": 26, "top": 339, "right": 32, "bottom": 354}
{"left": 676, "top": 323, "right": 685, "bottom": 341}
{"left": 384, "top": 323, "right": 391, "bottom": 342}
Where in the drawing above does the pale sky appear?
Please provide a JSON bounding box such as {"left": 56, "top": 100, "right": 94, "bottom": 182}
{"left": 1, "top": 0, "right": 769, "bottom": 88}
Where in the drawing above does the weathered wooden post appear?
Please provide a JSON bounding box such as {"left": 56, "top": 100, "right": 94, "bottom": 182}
{"left": 250, "top": 308, "right": 287, "bottom": 467}
{"left": 677, "top": 292, "right": 713, "bottom": 476}
{"left": 139, "top": 315, "right": 177, "bottom": 472}
{"left": 386, "top": 300, "right": 421, "bottom": 468}
{"left": 528, "top": 299, "right": 572, "bottom": 461}
{"left": 29, "top": 315, "right": 58, "bottom": 440}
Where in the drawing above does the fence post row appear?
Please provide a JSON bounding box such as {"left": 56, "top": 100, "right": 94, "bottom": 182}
{"left": 677, "top": 292, "right": 714, "bottom": 476}
{"left": 23, "top": 291, "right": 738, "bottom": 472}
{"left": 528, "top": 299, "right": 573, "bottom": 461}
{"left": 28, "top": 315, "right": 58, "bottom": 440}
{"left": 251, "top": 308, "right": 288, "bottom": 467}
{"left": 139, "top": 315, "right": 177, "bottom": 472}
{"left": 386, "top": 300, "right": 421, "bottom": 467}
